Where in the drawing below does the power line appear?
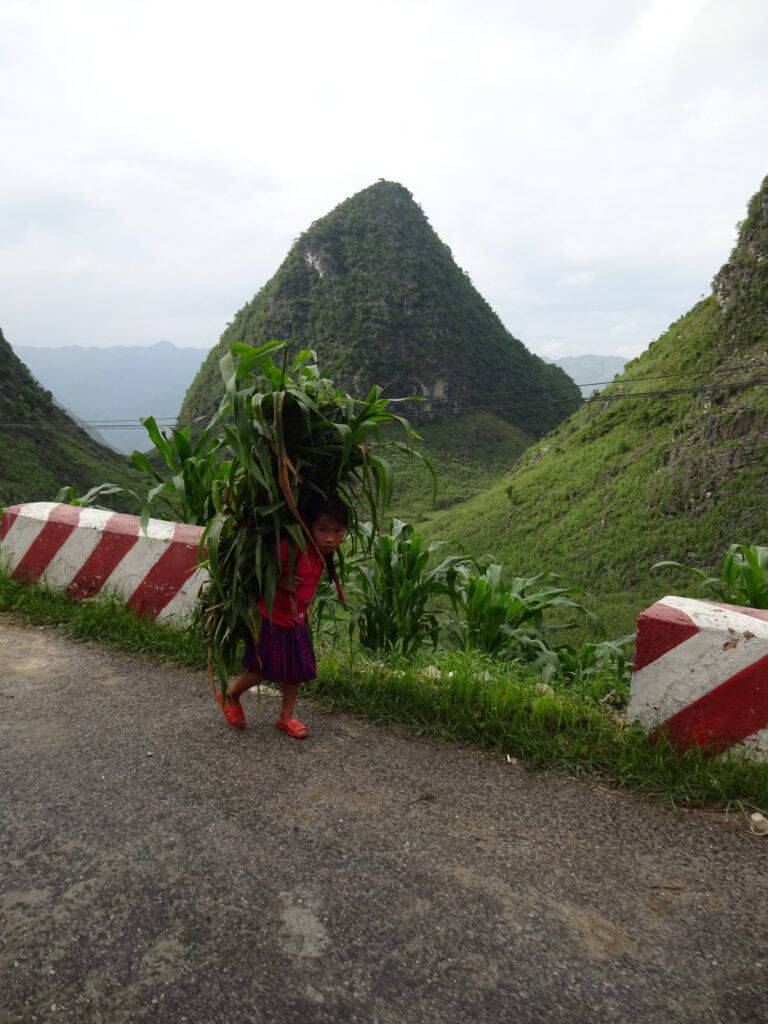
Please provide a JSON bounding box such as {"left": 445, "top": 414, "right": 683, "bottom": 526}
{"left": 0, "top": 417, "right": 180, "bottom": 429}
{"left": 409, "top": 378, "right": 768, "bottom": 418}
{"left": 3, "top": 375, "right": 767, "bottom": 430}
{"left": 4, "top": 360, "right": 768, "bottom": 430}
{"left": 414, "top": 359, "right": 768, "bottom": 404}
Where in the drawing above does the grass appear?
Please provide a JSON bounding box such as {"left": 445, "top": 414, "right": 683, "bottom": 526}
{"left": 2, "top": 570, "right": 767, "bottom": 815}
{"left": 413, "top": 298, "right": 768, "bottom": 597}
{"left": 308, "top": 646, "right": 768, "bottom": 813}
{"left": 0, "top": 571, "right": 206, "bottom": 667}
{"left": 385, "top": 411, "right": 534, "bottom": 524}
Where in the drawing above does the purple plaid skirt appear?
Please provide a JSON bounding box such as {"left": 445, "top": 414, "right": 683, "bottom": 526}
{"left": 244, "top": 619, "right": 317, "bottom": 685}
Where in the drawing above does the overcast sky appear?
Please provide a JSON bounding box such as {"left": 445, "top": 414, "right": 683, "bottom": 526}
{"left": 1, "top": 0, "right": 766, "bottom": 361}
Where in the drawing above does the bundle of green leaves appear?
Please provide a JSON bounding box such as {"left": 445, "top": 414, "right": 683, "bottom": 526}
{"left": 199, "top": 341, "right": 424, "bottom": 694}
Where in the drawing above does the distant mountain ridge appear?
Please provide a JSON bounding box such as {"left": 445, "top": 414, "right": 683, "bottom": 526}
{"left": 417, "top": 174, "right": 768, "bottom": 601}
{"left": 179, "top": 181, "right": 582, "bottom": 438}
{"left": 14, "top": 341, "right": 205, "bottom": 454}
{"left": 0, "top": 329, "right": 142, "bottom": 506}
{"left": 550, "top": 355, "right": 628, "bottom": 398}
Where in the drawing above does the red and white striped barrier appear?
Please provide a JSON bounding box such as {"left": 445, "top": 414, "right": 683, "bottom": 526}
{"left": 1, "top": 502, "right": 207, "bottom": 623}
{"left": 628, "top": 596, "right": 768, "bottom": 761}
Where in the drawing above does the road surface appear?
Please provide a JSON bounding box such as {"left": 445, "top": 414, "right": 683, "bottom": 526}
{"left": 0, "top": 615, "right": 765, "bottom": 1023}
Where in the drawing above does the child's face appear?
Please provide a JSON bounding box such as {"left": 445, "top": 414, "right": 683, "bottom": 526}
{"left": 310, "top": 514, "right": 347, "bottom": 556}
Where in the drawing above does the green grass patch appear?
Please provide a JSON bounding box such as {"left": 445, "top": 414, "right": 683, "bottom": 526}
{"left": 307, "top": 646, "right": 768, "bottom": 813}
{"left": 2, "top": 572, "right": 767, "bottom": 814}
{"left": 386, "top": 412, "right": 534, "bottom": 524}
{"left": 0, "top": 572, "right": 206, "bottom": 667}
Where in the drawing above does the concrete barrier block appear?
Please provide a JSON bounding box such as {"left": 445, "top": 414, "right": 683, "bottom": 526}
{"left": 628, "top": 596, "right": 768, "bottom": 761}
{"left": 1, "top": 502, "right": 207, "bottom": 623}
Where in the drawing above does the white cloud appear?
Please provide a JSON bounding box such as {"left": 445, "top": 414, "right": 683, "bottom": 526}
{"left": 0, "top": 0, "right": 766, "bottom": 358}
{"left": 561, "top": 271, "right": 596, "bottom": 287}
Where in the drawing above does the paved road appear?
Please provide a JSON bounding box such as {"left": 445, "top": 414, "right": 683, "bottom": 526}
{"left": 0, "top": 615, "right": 765, "bottom": 1024}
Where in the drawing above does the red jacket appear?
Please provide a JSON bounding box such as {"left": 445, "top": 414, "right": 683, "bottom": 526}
{"left": 258, "top": 539, "right": 325, "bottom": 627}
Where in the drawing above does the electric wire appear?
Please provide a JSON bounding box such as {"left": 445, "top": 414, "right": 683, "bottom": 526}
{"left": 3, "top": 362, "right": 768, "bottom": 430}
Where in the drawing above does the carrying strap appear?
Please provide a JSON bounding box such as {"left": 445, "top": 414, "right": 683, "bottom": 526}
{"left": 325, "top": 552, "right": 346, "bottom": 604}
{"left": 287, "top": 542, "right": 300, "bottom": 622}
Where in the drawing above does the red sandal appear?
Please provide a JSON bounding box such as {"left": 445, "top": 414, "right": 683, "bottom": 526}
{"left": 275, "top": 718, "right": 309, "bottom": 739}
{"left": 217, "top": 692, "right": 246, "bottom": 730}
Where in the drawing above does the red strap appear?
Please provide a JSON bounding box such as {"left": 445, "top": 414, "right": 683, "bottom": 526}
{"left": 287, "top": 543, "right": 299, "bottom": 621}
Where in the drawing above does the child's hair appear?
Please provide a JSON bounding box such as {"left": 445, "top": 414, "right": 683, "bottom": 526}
{"left": 299, "top": 491, "right": 348, "bottom": 603}
{"left": 301, "top": 491, "right": 349, "bottom": 528}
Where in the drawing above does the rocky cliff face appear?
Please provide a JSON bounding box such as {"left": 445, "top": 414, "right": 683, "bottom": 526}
{"left": 179, "top": 181, "right": 581, "bottom": 438}
{"left": 713, "top": 175, "right": 768, "bottom": 346}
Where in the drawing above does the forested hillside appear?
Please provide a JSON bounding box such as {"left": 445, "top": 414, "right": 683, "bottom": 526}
{"left": 418, "top": 175, "right": 768, "bottom": 605}
{"left": 180, "top": 181, "right": 581, "bottom": 440}
{"left": 0, "top": 329, "right": 142, "bottom": 506}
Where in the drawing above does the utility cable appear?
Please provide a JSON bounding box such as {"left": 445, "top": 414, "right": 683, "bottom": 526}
{"left": 3, "top": 367, "right": 768, "bottom": 430}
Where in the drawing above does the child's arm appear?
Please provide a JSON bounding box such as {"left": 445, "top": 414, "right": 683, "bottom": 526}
{"left": 275, "top": 573, "right": 299, "bottom": 592}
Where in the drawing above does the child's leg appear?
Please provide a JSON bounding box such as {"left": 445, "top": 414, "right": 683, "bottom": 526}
{"left": 274, "top": 684, "right": 309, "bottom": 738}
{"left": 278, "top": 683, "right": 300, "bottom": 723}
{"left": 227, "top": 668, "right": 263, "bottom": 705}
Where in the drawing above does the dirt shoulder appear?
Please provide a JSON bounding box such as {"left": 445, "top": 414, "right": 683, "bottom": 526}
{"left": 0, "top": 615, "right": 765, "bottom": 1024}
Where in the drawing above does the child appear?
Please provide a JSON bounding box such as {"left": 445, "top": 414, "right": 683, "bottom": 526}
{"left": 217, "top": 494, "right": 348, "bottom": 738}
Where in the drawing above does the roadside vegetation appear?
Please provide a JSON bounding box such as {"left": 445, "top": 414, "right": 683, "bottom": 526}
{"left": 3, "top": 531, "right": 767, "bottom": 815}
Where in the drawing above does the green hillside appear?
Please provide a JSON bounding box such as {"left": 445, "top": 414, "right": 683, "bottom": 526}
{"left": 389, "top": 412, "right": 535, "bottom": 523}
{"left": 418, "top": 176, "right": 768, "bottom": 611}
{"left": 179, "top": 181, "right": 581, "bottom": 440}
{"left": 0, "top": 329, "right": 143, "bottom": 507}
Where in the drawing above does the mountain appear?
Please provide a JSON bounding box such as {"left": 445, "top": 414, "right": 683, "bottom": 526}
{"left": 179, "top": 181, "right": 582, "bottom": 439}
{"left": 0, "top": 328, "right": 143, "bottom": 507}
{"left": 14, "top": 341, "right": 205, "bottom": 454}
{"left": 551, "top": 355, "right": 628, "bottom": 397}
{"left": 417, "top": 174, "right": 768, "bottom": 624}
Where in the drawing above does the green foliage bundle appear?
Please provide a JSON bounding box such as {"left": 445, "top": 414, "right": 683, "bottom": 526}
{"left": 199, "top": 342, "right": 422, "bottom": 694}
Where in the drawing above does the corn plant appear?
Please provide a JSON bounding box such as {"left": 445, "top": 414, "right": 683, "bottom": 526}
{"left": 199, "top": 343, "right": 428, "bottom": 692}
{"left": 653, "top": 543, "right": 768, "bottom": 609}
{"left": 129, "top": 411, "right": 231, "bottom": 527}
{"left": 345, "top": 518, "right": 471, "bottom": 657}
{"left": 55, "top": 412, "right": 229, "bottom": 526}
{"left": 55, "top": 482, "right": 138, "bottom": 509}
{"left": 532, "top": 636, "right": 635, "bottom": 697}
{"left": 445, "top": 563, "right": 597, "bottom": 661}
